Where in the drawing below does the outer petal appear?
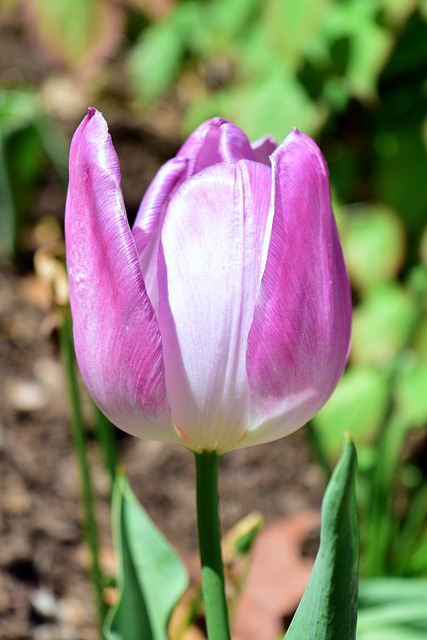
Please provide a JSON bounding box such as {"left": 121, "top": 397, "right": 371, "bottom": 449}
{"left": 158, "top": 161, "right": 273, "bottom": 452}
{"left": 65, "top": 108, "right": 177, "bottom": 444}
{"left": 242, "top": 129, "right": 352, "bottom": 448}
{"left": 177, "top": 118, "right": 256, "bottom": 174}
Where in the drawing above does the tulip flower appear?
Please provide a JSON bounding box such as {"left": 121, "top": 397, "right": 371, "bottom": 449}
{"left": 65, "top": 108, "right": 351, "bottom": 455}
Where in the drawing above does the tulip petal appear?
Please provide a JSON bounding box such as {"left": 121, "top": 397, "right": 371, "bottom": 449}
{"left": 65, "top": 108, "right": 177, "bottom": 443}
{"left": 133, "top": 157, "right": 188, "bottom": 254}
{"left": 177, "top": 118, "right": 255, "bottom": 174}
{"left": 251, "top": 134, "right": 277, "bottom": 166}
{"left": 242, "top": 130, "right": 352, "bottom": 448}
{"left": 132, "top": 157, "right": 188, "bottom": 311}
{"left": 158, "top": 160, "right": 273, "bottom": 452}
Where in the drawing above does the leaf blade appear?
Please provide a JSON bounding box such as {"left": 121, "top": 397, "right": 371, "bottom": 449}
{"left": 104, "top": 473, "right": 189, "bottom": 640}
{"left": 285, "top": 436, "right": 359, "bottom": 639}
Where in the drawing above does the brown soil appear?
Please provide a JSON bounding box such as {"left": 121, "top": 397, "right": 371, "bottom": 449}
{"left": 0, "top": 262, "right": 324, "bottom": 640}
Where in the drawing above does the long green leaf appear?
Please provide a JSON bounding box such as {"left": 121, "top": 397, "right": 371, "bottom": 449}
{"left": 285, "top": 435, "right": 358, "bottom": 639}
{"left": 104, "top": 473, "right": 189, "bottom": 640}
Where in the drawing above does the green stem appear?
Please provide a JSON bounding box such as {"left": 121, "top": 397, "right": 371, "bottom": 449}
{"left": 92, "top": 402, "right": 117, "bottom": 493}
{"left": 195, "top": 452, "right": 231, "bottom": 640}
{"left": 58, "top": 307, "right": 106, "bottom": 633}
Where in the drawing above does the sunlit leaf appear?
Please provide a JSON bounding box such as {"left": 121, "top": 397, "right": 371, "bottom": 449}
{"left": 104, "top": 473, "right": 189, "bottom": 640}
{"left": 285, "top": 436, "right": 358, "bottom": 639}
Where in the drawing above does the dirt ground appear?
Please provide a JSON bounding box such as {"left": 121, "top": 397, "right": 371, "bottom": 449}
{"left": 0, "top": 261, "right": 324, "bottom": 640}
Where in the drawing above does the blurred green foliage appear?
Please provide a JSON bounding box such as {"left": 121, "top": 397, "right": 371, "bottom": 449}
{"left": 0, "top": 88, "right": 67, "bottom": 257}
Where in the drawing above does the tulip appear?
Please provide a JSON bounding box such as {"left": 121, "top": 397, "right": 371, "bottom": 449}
{"left": 65, "top": 108, "right": 351, "bottom": 454}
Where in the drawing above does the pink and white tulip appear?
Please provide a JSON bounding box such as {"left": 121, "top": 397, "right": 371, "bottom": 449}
{"left": 65, "top": 108, "right": 351, "bottom": 453}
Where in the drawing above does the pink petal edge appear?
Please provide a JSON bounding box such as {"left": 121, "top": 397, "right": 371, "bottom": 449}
{"left": 241, "top": 129, "right": 352, "bottom": 449}
{"left": 65, "top": 108, "right": 178, "bottom": 444}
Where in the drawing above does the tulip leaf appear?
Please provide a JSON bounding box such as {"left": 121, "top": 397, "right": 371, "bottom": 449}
{"left": 104, "top": 473, "right": 189, "bottom": 640}
{"left": 284, "top": 436, "right": 358, "bottom": 639}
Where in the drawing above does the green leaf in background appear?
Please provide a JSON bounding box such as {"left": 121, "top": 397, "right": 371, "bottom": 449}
{"left": 22, "top": 0, "right": 123, "bottom": 72}
{"left": 413, "top": 315, "right": 427, "bottom": 359}
{"left": 0, "top": 88, "right": 68, "bottom": 257}
{"left": 201, "top": 0, "right": 260, "bottom": 49}
{"left": 421, "top": 226, "right": 427, "bottom": 266}
{"left": 380, "top": 0, "right": 420, "bottom": 27}
{"left": 375, "top": 120, "right": 427, "bottom": 245}
{"left": 0, "top": 127, "right": 42, "bottom": 257}
{"left": 319, "top": 0, "right": 393, "bottom": 100}
{"left": 313, "top": 367, "right": 389, "bottom": 460}
{"left": 285, "top": 436, "right": 358, "bottom": 639}
{"left": 104, "top": 473, "right": 189, "bottom": 640}
{"left": 351, "top": 282, "right": 418, "bottom": 367}
{"left": 129, "top": 19, "right": 183, "bottom": 104}
{"left": 395, "top": 361, "right": 427, "bottom": 426}
{"left": 343, "top": 204, "right": 406, "bottom": 292}
{"left": 357, "top": 578, "right": 427, "bottom": 639}
{"left": 0, "top": 88, "right": 42, "bottom": 131}
{"left": 262, "top": 0, "right": 331, "bottom": 65}
{"left": 186, "top": 60, "right": 323, "bottom": 142}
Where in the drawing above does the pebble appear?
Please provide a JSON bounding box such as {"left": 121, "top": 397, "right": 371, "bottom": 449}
{"left": 6, "top": 379, "right": 49, "bottom": 412}
{"left": 31, "top": 588, "right": 58, "bottom": 620}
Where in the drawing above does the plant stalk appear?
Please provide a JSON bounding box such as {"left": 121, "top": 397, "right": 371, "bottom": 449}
{"left": 59, "top": 307, "right": 106, "bottom": 633}
{"left": 195, "top": 452, "right": 231, "bottom": 640}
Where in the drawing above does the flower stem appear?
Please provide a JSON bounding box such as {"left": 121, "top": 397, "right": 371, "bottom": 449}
{"left": 195, "top": 452, "right": 231, "bottom": 640}
{"left": 58, "top": 307, "right": 106, "bottom": 633}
